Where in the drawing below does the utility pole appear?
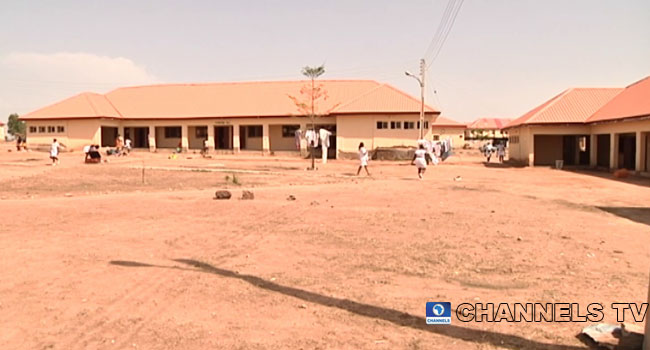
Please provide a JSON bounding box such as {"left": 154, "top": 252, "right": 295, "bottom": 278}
{"left": 419, "top": 58, "right": 426, "bottom": 140}
{"left": 406, "top": 58, "right": 426, "bottom": 140}
{"left": 310, "top": 76, "right": 316, "bottom": 170}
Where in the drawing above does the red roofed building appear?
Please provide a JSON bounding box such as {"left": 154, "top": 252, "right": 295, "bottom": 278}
{"left": 465, "top": 118, "right": 512, "bottom": 140}
{"left": 504, "top": 76, "right": 649, "bottom": 173}
{"left": 20, "top": 80, "right": 442, "bottom": 158}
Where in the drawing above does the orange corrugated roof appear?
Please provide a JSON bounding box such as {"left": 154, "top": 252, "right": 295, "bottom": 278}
{"left": 432, "top": 116, "right": 465, "bottom": 127}
{"left": 334, "top": 83, "right": 437, "bottom": 114}
{"left": 468, "top": 118, "right": 512, "bottom": 129}
{"left": 20, "top": 92, "right": 121, "bottom": 120}
{"left": 588, "top": 76, "right": 650, "bottom": 123}
{"left": 505, "top": 88, "right": 623, "bottom": 128}
{"left": 21, "top": 80, "right": 440, "bottom": 120}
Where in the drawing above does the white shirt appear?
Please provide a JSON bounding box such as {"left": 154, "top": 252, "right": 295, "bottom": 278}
{"left": 359, "top": 147, "right": 369, "bottom": 166}
{"left": 415, "top": 149, "right": 427, "bottom": 159}
{"left": 319, "top": 129, "right": 331, "bottom": 148}
{"left": 50, "top": 142, "right": 60, "bottom": 157}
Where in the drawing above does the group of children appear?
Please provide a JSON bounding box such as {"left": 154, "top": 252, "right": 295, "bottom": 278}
{"left": 48, "top": 135, "right": 133, "bottom": 166}
{"left": 357, "top": 140, "right": 508, "bottom": 179}
{"left": 484, "top": 142, "right": 506, "bottom": 163}
{"left": 356, "top": 140, "right": 445, "bottom": 179}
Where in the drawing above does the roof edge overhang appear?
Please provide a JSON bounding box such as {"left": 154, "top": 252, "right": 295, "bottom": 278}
{"left": 20, "top": 116, "right": 121, "bottom": 121}
{"left": 587, "top": 114, "right": 650, "bottom": 125}
{"left": 21, "top": 111, "right": 447, "bottom": 122}
{"left": 332, "top": 111, "right": 440, "bottom": 116}
{"left": 502, "top": 122, "right": 587, "bottom": 130}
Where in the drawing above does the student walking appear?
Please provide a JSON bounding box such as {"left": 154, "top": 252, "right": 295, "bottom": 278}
{"left": 356, "top": 142, "right": 370, "bottom": 176}
{"left": 497, "top": 143, "right": 506, "bottom": 163}
{"left": 411, "top": 144, "right": 431, "bottom": 179}
{"left": 50, "top": 138, "right": 65, "bottom": 166}
{"left": 484, "top": 143, "right": 494, "bottom": 162}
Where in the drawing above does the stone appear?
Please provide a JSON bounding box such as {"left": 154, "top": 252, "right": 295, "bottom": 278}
{"left": 286, "top": 195, "right": 296, "bottom": 201}
{"left": 241, "top": 190, "right": 254, "bottom": 200}
{"left": 214, "top": 190, "right": 232, "bottom": 200}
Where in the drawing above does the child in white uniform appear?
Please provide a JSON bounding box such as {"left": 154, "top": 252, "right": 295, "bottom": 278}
{"left": 356, "top": 142, "right": 370, "bottom": 176}
{"left": 50, "top": 139, "right": 63, "bottom": 166}
{"left": 411, "top": 144, "right": 431, "bottom": 179}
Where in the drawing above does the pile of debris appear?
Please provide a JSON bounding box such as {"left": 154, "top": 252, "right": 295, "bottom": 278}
{"left": 580, "top": 323, "right": 644, "bottom": 350}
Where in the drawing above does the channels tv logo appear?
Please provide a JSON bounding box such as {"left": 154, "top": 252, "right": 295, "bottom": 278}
{"left": 426, "top": 302, "right": 452, "bottom": 324}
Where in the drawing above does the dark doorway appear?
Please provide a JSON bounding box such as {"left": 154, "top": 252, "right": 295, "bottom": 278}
{"left": 644, "top": 132, "right": 650, "bottom": 173}
{"left": 596, "top": 134, "right": 610, "bottom": 168}
{"left": 215, "top": 126, "right": 233, "bottom": 150}
{"left": 618, "top": 133, "right": 636, "bottom": 170}
{"left": 316, "top": 124, "right": 337, "bottom": 159}
{"left": 134, "top": 127, "right": 149, "bottom": 148}
{"left": 239, "top": 126, "right": 246, "bottom": 149}
{"left": 562, "top": 135, "right": 589, "bottom": 166}
{"left": 101, "top": 126, "right": 118, "bottom": 147}
{"left": 124, "top": 127, "right": 150, "bottom": 148}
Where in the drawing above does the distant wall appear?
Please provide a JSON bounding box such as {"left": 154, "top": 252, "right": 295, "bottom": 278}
{"left": 25, "top": 119, "right": 102, "bottom": 151}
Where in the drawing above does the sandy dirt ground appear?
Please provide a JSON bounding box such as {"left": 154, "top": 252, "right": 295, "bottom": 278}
{"left": 0, "top": 142, "right": 648, "bottom": 349}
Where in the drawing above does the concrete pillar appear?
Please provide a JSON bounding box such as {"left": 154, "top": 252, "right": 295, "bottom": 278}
{"left": 635, "top": 131, "right": 644, "bottom": 172}
{"left": 233, "top": 124, "right": 241, "bottom": 153}
{"left": 181, "top": 124, "right": 189, "bottom": 152}
{"left": 527, "top": 131, "right": 535, "bottom": 166}
{"left": 589, "top": 134, "right": 597, "bottom": 167}
{"left": 610, "top": 133, "right": 618, "bottom": 170}
{"left": 299, "top": 123, "right": 308, "bottom": 157}
{"left": 148, "top": 126, "right": 156, "bottom": 152}
{"left": 262, "top": 123, "right": 270, "bottom": 154}
{"left": 207, "top": 125, "right": 215, "bottom": 151}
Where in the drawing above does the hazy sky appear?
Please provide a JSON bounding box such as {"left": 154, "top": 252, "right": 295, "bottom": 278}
{"left": 1, "top": 0, "right": 648, "bottom": 124}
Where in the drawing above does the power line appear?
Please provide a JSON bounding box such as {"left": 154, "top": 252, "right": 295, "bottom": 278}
{"left": 423, "top": 0, "right": 465, "bottom": 69}
{"left": 427, "top": 0, "right": 464, "bottom": 68}
{"left": 423, "top": 0, "right": 457, "bottom": 59}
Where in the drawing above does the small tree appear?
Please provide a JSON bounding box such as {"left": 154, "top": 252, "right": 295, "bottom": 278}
{"left": 7, "top": 113, "right": 25, "bottom": 137}
{"left": 288, "top": 65, "right": 336, "bottom": 170}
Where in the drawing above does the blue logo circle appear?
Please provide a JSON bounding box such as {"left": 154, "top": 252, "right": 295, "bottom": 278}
{"left": 433, "top": 304, "right": 445, "bottom": 316}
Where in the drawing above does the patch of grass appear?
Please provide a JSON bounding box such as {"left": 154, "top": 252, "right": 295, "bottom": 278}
{"left": 224, "top": 173, "right": 241, "bottom": 186}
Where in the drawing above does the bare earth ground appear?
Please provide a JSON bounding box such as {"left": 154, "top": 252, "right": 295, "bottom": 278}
{"left": 0, "top": 142, "right": 648, "bottom": 350}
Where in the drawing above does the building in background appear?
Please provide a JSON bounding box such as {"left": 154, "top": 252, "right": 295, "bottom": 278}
{"left": 20, "top": 80, "right": 441, "bottom": 159}
{"left": 504, "top": 76, "right": 649, "bottom": 174}
{"left": 465, "top": 118, "right": 512, "bottom": 140}
{"left": 0, "top": 121, "right": 5, "bottom": 141}
{"left": 430, "top": 116, "right": 467, "bottom": 147}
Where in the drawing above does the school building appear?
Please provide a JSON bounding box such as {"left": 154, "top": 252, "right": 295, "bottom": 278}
{"left": 465, "top": 118, "right": 512, "bottom": 140}
{"left": 504, "top": 76, "right": 650, "bottom": 175}
{"left": 430, "top": 116, "right": 467, "bottom": 147}
{"left": 19, "top": 80, "right": 452, "bottom": 158}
